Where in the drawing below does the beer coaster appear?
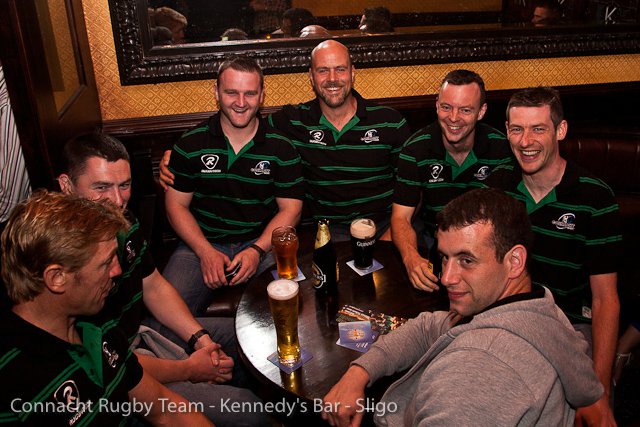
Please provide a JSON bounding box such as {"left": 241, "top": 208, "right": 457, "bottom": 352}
{"left": 267, "top": 348, "right": 313, "bottom": 374}
{"left": 271, "top": 266, "right": 306, "bottom": 282}
{"left": 346, "top": 259, "right": 383, "bottom": 276}
{"left": 336, "top": 321, "right": 377, "bottom": 353}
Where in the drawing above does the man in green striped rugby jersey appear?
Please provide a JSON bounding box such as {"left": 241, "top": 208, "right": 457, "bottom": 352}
{"left": 391, "top": 69, "right": 512, "bottom": 293}
{"left": 493, "top": 86, "right": 622, "bottom": 425}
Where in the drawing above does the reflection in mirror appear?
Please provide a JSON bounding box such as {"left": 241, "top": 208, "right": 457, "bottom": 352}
{"left": 35, "top": 0, "right": 80, "bottom": 114}
{"left": 146, "top": 0, "right": 640, "bottom": 46}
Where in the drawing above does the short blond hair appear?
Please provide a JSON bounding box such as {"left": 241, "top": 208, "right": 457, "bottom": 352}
{"left": 1, "top": 191, "right": 129, "bottom": 303}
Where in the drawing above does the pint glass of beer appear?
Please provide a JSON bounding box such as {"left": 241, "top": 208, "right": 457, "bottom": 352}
{"left": 267, "top": 279, "right": 301, "bottom": 366}
{"left": 350, "top": 218, "right": 376, "bottom": 269}
{"left": 271, "top": 226, "right": 299, "bottom": 279}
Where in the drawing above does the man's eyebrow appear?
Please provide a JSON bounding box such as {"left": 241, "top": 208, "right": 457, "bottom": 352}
{"left": 91, "top": 181, "right": 114, "bottom": 187}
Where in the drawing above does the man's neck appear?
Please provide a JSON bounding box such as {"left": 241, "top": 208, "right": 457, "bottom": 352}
{"left": 220, "top": 116, "right": 260, "bottom": 154}
{"left": 522, "top": 157, "right": 566, "bottom": 203}
{"left": 12, "top": 299, "right": 80, "bottom": 344}
{"left": 443, "top": 130, "right": 475, "bottom": 166}
{"left": 319, "top": 95, "right": 357, "bottom": 132}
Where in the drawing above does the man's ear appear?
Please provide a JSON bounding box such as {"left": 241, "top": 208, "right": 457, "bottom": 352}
{"left": 477, "top": 102, "right": 487, "bottom": 121}
{"left": 556, "top": 119, "right": 568, "bottom": 142}
{"left": 43, "top": 265, "right": 67, "bottom": 295}
{"left": 214, "top": 83, "right": 220, "bottom": 104}
{"left": 58, "top": 174, "right": 74, "bottom": 195}
{"left": 506, "top": 245, "right": 527, "bottom": 279}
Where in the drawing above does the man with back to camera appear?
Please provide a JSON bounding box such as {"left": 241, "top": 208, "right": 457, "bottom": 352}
{"left": 163, "top": 55, "right": 303, "bottom": 316}
{"left": 0, "top": 191, "right": 212, "bottom": 426}
{"left": 487, "top": 86, "right": 622, "bottom": 425}
{"left": 58, "top": 132, "right": 269, "bottom": 426}
{"left": 322, "top": 188, "right": 604, "bottom": 427}
{"left": 159, "top": 40, "right": 411, "bottom": 241}
{"left": 391, "top": 69, "right": 513, "bottom": 292}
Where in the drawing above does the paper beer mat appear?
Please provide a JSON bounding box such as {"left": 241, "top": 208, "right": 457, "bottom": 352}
{"left": 267, "top": 348, "right": 313, "bottom": 374}
{"left": 346, "top": 258, "right": 383, "bottom": 276}
{"left": 270, "top": 266, "right": 306, "bottom": 281}
{"left": 335, "top": 304, "right": 408, "bottom": 335}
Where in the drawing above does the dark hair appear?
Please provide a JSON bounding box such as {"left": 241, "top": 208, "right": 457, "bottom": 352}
{"left": 437, "top": 188, "right": 533, "bottom": 268}
{"left": 507, "top": 86, "right": 564, "bottom": 128}
{"left": 440, "top": 69, "right": 486, "bottom": 105}
{"left": 361, "top": 7, "right": 393, "bottom": 33}
{"left": 61, "top": 132, "right": 129, "bottom": 181}
{"left": 282, "top": 8, "right": 314, "bottom": 37}
{"left": 221, "top": 28, "right": 248, "bottom": 41}
{"left": 217, "top": 56, "right": 264, "bottom": 89}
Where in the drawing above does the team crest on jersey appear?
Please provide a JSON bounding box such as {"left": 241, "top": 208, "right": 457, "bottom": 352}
{"left": 125, "top": 240, "right": 136, "bottom": 263}
{"left": 251, "top": 160, "right": 271, "bottom": 175}
{"left": 201, "top": 154, "right": 221, "bottom": 173}
{"left": 473, "top": 165, "right": 491, "bottom": 181}
{"left": 551, "top": 213, "right": 576, "bottom": 230}
{"left": 360, "top": 129, "right": 379, "bottom": 143}
{"left": 309, "top": 130, "right": 326, "bottom": 145}
{"left": 428, "top": 164, "right": 444, "bottom": 183}
{"left": 103, "top": 341, "right": 120, "bottom": 368}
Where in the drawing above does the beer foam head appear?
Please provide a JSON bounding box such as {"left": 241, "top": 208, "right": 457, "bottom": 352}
{"left": 267, "top": 279, "right": 299, "bottom": 300}
{"left": 350, "top": 218, "right": 376, "bottom": 239}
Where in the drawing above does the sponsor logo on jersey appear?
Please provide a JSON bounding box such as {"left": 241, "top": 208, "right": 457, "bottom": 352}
{"left": 551, "top": 213, "right": 576, "bottom": 230}
{"left": 428, "top": 164, "right": 444, "bottom": 183}
{"left": 474, "top": 165, "right": 491, "bottom": 181}
{"left": 360, "top": 129, "right": 380, "bottom": 143}
{"left": 250, "top": 160, "right": 271, "bottom": 175}
{"left": 201, "top": 154, "right": 221, "bottom": 173}
{"left": 103, "top": 341, "right": 120, "bottom": 368}
{"left": 54, "top": 380, "right": 89, "bottom": 425}
{"left": 309, "top": 130, "right": 326, "bottom": 145}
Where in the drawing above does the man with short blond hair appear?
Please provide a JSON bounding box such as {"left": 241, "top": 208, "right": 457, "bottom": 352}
{"left": 0, "top": 191, "right": 211, "bottom": 426}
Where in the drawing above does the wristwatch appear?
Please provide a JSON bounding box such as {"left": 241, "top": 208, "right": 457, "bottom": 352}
{"left": 187, "top": 329, "right": 211, "bottom": 352}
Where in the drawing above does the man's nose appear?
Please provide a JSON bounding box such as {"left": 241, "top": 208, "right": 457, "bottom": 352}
{"left": 440, "top": 261, "right": 457, "bottom": 287}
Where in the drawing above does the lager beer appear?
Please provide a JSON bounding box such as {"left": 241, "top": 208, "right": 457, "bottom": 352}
{"left": 267, "top": 279, "right": 301, "bottom": 366}
{"left": 271, "top": 226, "right": 299, "bottom": 279}
{"left": 350, "top": 218, "right": 376, "bottom": 269}
{"left": 312, "top": 219, "right": 338, "bottom": 293}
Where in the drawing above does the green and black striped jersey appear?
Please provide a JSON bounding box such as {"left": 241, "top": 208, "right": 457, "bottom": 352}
{"left": 394, "top": 121, "right": 512, "bottom": 237}
{"left": 269, "top": 90, "right": 410, "bottom": 225}
{"left": 170, "top": 113, "right": 303, "bottom": 244}
{"left": 487, "top": 160, "right": 623, "bottom": 323}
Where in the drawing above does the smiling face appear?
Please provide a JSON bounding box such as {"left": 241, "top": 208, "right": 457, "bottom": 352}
{"left": 215, "top": 68, "right": 264, "bottom": 130}
{"left": 309, "top": 41, "right": 355, "bottom": 110}
{"left": 60, "top": 157, "right": 132, "bottom": 209}
{"left": 506, "top": 105, "right": 567, "bottom": 177}
{"left": 65, "top": 238, "right": 121, "bottom": 315}
{"left": 436, "top": 82, "right": 487, "bottom": 151}
{"left": 438, "top": 222, "right": 514, "bottom": 317}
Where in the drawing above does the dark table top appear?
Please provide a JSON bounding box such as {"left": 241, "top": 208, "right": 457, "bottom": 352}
{"left": 235, "top": 239, "right": 449, "bottom": 402}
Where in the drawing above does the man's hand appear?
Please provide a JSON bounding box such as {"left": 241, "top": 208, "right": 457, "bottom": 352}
{"left": 159, "top": 149, "right": 175, "bottom": 191}
{"left": 574, "top": 394, "right": 616, "bottom": 427}
{"left": 186, "top": 343, "right": 233, "bottom": 384}
{"left": 198, "top": 245, "right": 231, "bottom": 288}
{"left": 321, "top": 366, "right": 369, "bottom": 427}
{"left": 403, "top": 252, "right": 439, "bottom": 292}
{"left": 228, "top": 247, "right": 261, "bottom": 285}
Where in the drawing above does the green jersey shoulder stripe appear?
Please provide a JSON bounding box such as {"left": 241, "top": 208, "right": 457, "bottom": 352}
{"left": 193, "top": 208, "right": 263, "bottom": 227}
{"left": 306, "top": 173, "right": 393, "bottom": 186}
{"left": 531, "top": 254, "right": 582, "bottom": 270}
{"left": 532, "top": 225, "right": 586, "bottom": 241}
{"left": 181, "top": 125, "right": 209, "bottom": 139}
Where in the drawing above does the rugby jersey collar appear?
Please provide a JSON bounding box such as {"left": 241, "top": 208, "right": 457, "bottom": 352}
{"left": 207, "top": 111, "right": 268, "bottom": 146}
{"left": 514, "top": 159, "right": 577, "bottom": 213}
{"left": 426, "top": 121, "right": 503, "bottom": 158}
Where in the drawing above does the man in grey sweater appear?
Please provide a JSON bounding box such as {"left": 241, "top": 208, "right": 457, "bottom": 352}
{"left": 322, "top": 188, "right": 604, "bottom": 427}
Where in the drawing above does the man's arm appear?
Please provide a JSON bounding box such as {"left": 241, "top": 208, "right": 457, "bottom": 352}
{"left": 228, "top": 197, "right": 303, "bottom": 285}
{"left": 135, "top": 343, "right": 233, "bottom": 384}
{"left": 165, "top": 187, "right": 232, "bottom": 288}
{"left": 575, "top": 272, "right": 619, "bottom": 426}
{"left": 391, "top": 203, "right": 438, "bottom": 292}
{"left": 129, "top": 369, "right": 213, "bottom": 426}
{"left": 159, "top": 149, "right": 174, "bottom": 190}
{"left": 321, "top": 365, "right": 370, "bottom": 427}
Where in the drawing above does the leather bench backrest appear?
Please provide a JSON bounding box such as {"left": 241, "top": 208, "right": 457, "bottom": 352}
{"left": 560, "top": 136, "right": 640, "bottom": 194}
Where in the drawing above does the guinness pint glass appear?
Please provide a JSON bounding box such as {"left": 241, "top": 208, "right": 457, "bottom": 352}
{"left": 271, "top": 226, "right": 299, "bottom": 279}
{"left": 267, "top": 279, "right": 301, "bottom": 366}
{"left": 350, "top": 218, "right": 376, "bottom": 269}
